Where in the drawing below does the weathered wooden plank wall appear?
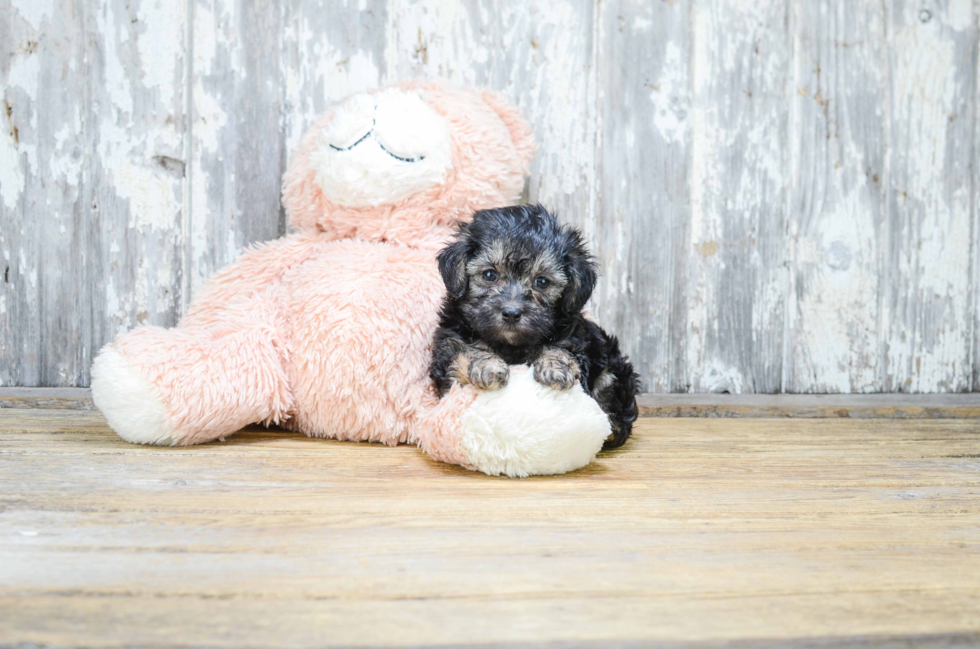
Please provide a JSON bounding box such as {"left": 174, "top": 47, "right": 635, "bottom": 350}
{"left": 1, "top": 0, "right": 978, "bottom": 393}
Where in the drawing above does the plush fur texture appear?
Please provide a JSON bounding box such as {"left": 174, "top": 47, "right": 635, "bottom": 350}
{"left": 431, "top": 205, "right": 641, "bottom": 449}
{"left": 282, "top": 81, "right": 536, "bottom": 248}
{"left": 90, "top": 346, "right": 174, "bottom": 446}
{"left": 90, "top": 80, "right": 611, "bottom": 477}
{"left": 457, "top": 366, "right": 610, "bottom": 477}
{"left": 310, "top": 88, "right": 454, "bottom": 207}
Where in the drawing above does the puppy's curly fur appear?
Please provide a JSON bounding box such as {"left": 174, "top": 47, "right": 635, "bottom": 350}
{"left": 430, "top": 204, "right": 640, "bottom": 449}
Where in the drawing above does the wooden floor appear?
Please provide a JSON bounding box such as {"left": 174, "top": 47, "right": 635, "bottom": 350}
{"left": 1, "top": 408, "right": 979, "bottom": 648}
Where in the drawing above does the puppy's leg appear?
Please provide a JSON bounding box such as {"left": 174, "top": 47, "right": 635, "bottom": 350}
{"left": 431, "top": 333, "right": 465, "bottom": 396}
{"left": 532, "top": 346, "right": 580, "bottom": 390}
{"left": 431, "top": 332, "right": 510, "bottom": 394}
{"left": 456, "top": 345, "right": 510, "bottom": 391}
{"left": 591, "top": 354, "right": 640, "bottom": 449}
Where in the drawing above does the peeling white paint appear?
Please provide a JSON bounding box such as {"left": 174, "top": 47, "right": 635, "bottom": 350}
{"left": 281, "top": 12, "right": 381, "bottom": 154}
{"left": 48, "top": 124, "right": 82, "bottom": 187}
{"left": 4, "top": 0, "right": 980, "bottom": 392}
{"left": 649, "top": 41, "right": 688, "bottom": 145}
{"left": 687, "top": 2, "right": 717, "bottom": 383}
{"left": 944, "top": 0, "right": 973, "bottom": 32}
{"left": 887, "top": 1, "right": 973, "bottom": 392}
{"left": 6, "top": 50, "right": 40, "bottom": 101}
{"left": 385, "top": 0, "right": 597, "bottom": 244}
{"left": 386, "top": 0, "right": 486, "bottom": 82}
{"left": 10, "top": 0, "right": 54, "bottom": 31}
{"left": 0, "top": 128, "right": 24, "bottom": 210}
{"left": 784, "top": 1, "right": 887, "bottom": 393}
{"left": 699, "top": 359, "right": 746, "bottom": 394}
{"left": 136, "top": 0, "right": 186, "bottom": 108}
{"left": 189, "top": 0, "right": 236, "bottom": 293}
{"left": 633, "top": 16, "right": 652, "bottom": 31}
{"left": 116, "top": 158, "right": 180, "bottom": 230}
{"left": 97, "top": 3, "right": 135, "bottom": 117}
{"left": 85, "top": 0, "right": 186, "bottom": 351}
{"left": 687, "top": 0, "right": 789, "bottom": 392}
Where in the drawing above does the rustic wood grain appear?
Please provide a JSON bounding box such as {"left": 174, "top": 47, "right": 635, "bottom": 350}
{"left": 593, "top": 0, "right": 691, "bottom": 392}
{"left": 1, "top": 0, "right": 188, "bottom": 387}
{"left": 0, "top": 387, "right": 95, "bottom": 410}
{"left": 884, "top": 0, "right": 977, "bottom": 393}
{"left": 280, "top": 0, "right": 387, "bottom": 159}
{"left": 784, "top": 0, "right": 888, "bottom": 393}
{"left": 637, "top": 392, "right": 980, "bottom": 418}
{"left": 1, "top": 409, "right": 979, "bottom": 646}
{"left": 385, "top": 0, "right": 597, "bottom": 231}
{"left": 3, "top": 1, "right": 980, "bottom": 393}
{"left": 3, "top": 388, "right": 979, "bottom": 419}
{"left": 186, "top": 0, "right": 285, "bottom": 302}
{"left": 688, "top": 0, "right": 791, "bottom": 394}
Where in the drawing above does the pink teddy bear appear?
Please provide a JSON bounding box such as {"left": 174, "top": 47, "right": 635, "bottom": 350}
{"left": 91, "top": 80, "right": 610, "bottom": 477}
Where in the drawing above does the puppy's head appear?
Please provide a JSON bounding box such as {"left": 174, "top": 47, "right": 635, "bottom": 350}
{"left": 438, "top": 205, "right": 597, "bottom": 347}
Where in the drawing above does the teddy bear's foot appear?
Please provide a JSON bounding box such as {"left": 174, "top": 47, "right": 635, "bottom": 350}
{"left": 457, "top": 366, "right": 611, "bottom": 478}
{"left": 91, "top": 345, "right": 176, "bottom": 446}
{"left": 92, "top": 320, "right": 293, "bottom": 447}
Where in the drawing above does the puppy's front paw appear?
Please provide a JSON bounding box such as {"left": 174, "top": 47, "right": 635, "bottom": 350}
{"left": 533, "top": 348, "right": 579, "bottom": 391}
{"left": 469, "top": 355, "right": 510, "bottom": 390}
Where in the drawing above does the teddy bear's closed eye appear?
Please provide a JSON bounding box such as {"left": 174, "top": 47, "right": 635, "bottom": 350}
{"left": 312, "top": 88, "right": 453, "bottom": 207}
{"left": 328, "top": 122, "right": 426, "bottom": 163}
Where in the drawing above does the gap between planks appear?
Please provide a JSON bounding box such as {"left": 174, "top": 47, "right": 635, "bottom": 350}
{"left": 1, "top": 388, "right": 978, "bottom": 419}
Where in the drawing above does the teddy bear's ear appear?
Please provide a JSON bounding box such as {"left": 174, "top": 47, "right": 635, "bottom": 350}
{"left": 481, "top": 90, "right": 537, "bottom": 176}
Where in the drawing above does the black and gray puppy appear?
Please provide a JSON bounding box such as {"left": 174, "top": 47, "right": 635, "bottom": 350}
{"left": 430, "top": 204, "right": 639, "bottom": 449}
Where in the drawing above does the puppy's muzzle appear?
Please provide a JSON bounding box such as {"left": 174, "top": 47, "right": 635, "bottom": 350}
{"left": 499, "top": 283, "right": 527, "bottom": 324}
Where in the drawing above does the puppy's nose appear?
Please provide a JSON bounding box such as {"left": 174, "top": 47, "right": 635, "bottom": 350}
{"left": 501, "top": 306, "right": 524, "bottom": 323}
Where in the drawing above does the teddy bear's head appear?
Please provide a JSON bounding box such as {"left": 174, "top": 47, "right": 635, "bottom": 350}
{"left": 282, "top": 81, "right": 536, "bottom": 245}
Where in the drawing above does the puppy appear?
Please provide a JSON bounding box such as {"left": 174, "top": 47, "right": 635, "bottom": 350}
{"left": 430, "top": 204, "right": 640, "bottom": 449}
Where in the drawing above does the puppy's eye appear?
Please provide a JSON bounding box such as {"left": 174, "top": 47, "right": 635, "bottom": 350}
{"left": 482, "top": 269, "right": 498, "bottom": 282}
{"left": 534, "top": 277, "right": 550, "bottom": 289}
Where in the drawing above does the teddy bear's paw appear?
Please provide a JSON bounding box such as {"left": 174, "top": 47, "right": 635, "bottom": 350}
{"left": 457, "top": 366, "right": 611, "bottom": 478}
{"left": 91, "top": 346, "right": 176, "bottom": 446}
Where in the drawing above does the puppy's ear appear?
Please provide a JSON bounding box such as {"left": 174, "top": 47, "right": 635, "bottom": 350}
{"left": 438, "top": 239, "right": 470, "bottom": 299}
{"left": 561, "top": 229, "right": 597, "bottom": 314}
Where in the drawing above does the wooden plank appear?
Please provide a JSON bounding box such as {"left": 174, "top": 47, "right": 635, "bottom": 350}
{"left": 186, "top": 0, "right": 284, "bottom": 302}
{"left": 0, "top": 1, "right": 88, "bottom": 388}
{"left": 783, "top": 1, "right": 888, "bottom": 393}
{"left": 3, "top": 388, "right": 979, "bottom": 418}
{"left": 883, "top": 0, "right": 977, "bottom": 392}
{"left": 280, "top": 0, "right": 388, "bottom": 158}
{"left": 638, "top": 392, "right": 980, "bottom": 418}
{"left": 1, "top": 410, "right": 979, "bottom": 646}
{"left": 89, "top": 0, "right": 190, "bottom": 372}
{"left": 187, "top": 0, "right": 389, "bottom": 300}
{"left": 384, "top": 0, "right": 597, "bottom": 241}
{"left": 975, "top": 0, "right": 980, "bottom": 395}
{"left": 0, "top": 2, "right": 79, "bottom": 388}
{"left": 1, "top": 597, "right": 978, "bottom": 649}
{"left": 686, "top": 0, "right": 791, "bottom": 393}
{"left": 0, "top": 387, "right": 95, "bottom": 410}
{"left": 0, "top": 0, "right": 189, "bottom": 388}
{"left": 593, "top": 0, "right": 691, "bottom": 391}
{"left": 4, "top": 0, "right": 980, "bottom": 397}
